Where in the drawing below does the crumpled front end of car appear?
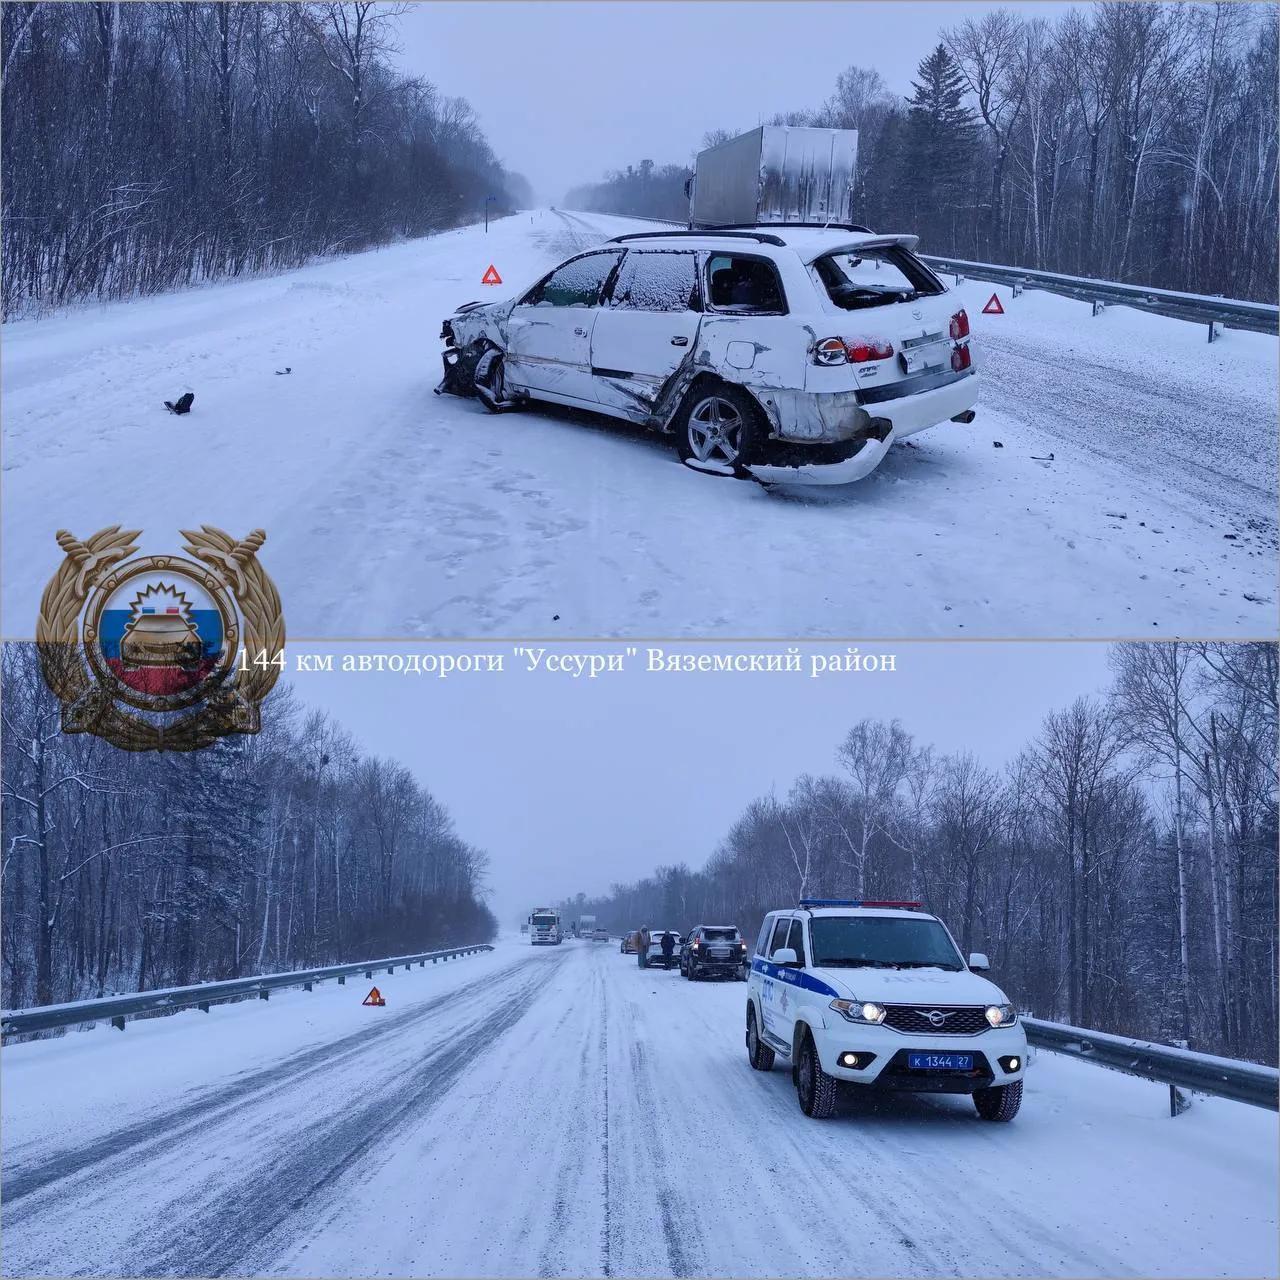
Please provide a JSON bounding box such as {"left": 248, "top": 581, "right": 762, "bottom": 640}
{"left": 437, "top": 300, "right": 514, "bottom": 397}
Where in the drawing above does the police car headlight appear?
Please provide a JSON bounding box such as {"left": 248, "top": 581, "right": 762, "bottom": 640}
{"left": 985, "top": 1003, "right": 1017, "bottom": 1028}
{"left": 830, "top": 999, "right": 885, "bottom": 1025}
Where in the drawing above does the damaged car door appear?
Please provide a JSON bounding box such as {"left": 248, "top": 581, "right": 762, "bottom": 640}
{"left": 589, "top": 250, "right": 702, "bottom": 420}
{"left": 506, "top": 250, "right": 622, "bottom": 404}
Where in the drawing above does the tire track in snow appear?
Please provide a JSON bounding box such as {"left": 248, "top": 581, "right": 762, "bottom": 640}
{"left": 2, "top": 955, "right": 538, "bottom": 1214}
{"left": 128, "top": 965, "right": 558, "bottom": 1277}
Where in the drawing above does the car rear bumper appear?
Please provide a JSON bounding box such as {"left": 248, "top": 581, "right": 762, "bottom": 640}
{"left": 812, "top": 1020, "right": 1027, "bottom": 1090}
{"left": 747, "top": 372, "right": 977, "bottom": 485}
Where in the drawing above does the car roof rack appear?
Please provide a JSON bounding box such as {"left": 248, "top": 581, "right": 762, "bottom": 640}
{"left": 798, "top": 899, "right": 923, "bottom": 910}
{"left": 608, "top": 229, "right": 787, "bottom": 247}
{"left": 699, "top": 222, "right": 876, "bottom": 236}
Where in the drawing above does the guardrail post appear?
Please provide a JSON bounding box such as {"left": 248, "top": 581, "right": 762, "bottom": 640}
{"left": 1092, "top": 299, "right": 1106, "bottom": 317}
{"left": 198, "top": 1001, "right": 210, "bottom": 1013}
{"left": 338, "top": 975, "right": 345, "bottom": 985}
{"left": 1012, "top": 281, "right": 1024, "bottom": 298}
{"left": 365, "top": 969, "right": 373, "bottom": 979}
{"left": 1208, "top": 321, "right": 1223, "bottom": 344}
{"left": 304, "top": 981, "right": 313, "bottom": 992}
{"left": 111, "top": 1015, "right": 126, "bottom": 1031}
{"left": 259, "top": 989, "right": 269, "bottom": 1001}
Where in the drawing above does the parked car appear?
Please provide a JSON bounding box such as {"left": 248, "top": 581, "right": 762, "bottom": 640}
{"left": 437, "top": 227, "right": 976, "bottom": 486}
{"left": 680, "top": 925, "right": 748, "bottom": 980}
{"left": 745, "top": 899, "right": 1026, "bottom": 1121}
{"left": 590, "top": 928, "right": 609, "bottom": 941}
{"left": 621, "top": 930, "right": 641, "bottom": 955}
{"left": 638, "top": 928, "right": 682, "bottom": 969}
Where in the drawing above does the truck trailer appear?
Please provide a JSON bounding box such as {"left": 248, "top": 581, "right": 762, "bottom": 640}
{"left": 687, "top": 125, "right": 859, "bottom": 229}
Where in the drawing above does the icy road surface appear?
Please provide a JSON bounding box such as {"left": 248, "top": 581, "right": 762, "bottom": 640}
{"left": 3, "top": 940, "right": 1276, "bottom": 1278}
{"left": 2, "top": 210, "right": 1275, "bottom": 639}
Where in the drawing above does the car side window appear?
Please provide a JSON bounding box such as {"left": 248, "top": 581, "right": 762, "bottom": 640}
{"left": 770, "top": 917, "right": 792, "bottom": 957}
{"left": 786, "top": 919, "right": 807, "bottom": 967}
{"left": 522, "top": 251, "right": 622, "bottom": 308}
{"left": 610, "top": 251, "right": 700, "bottom": 312}
{"left": 706, "top": 254, "right": 786, "bottom": 314}
{"left": 755, "top": 918, "right": 774, "bottom": 957}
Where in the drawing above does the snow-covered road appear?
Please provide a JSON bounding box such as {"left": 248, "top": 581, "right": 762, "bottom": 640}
{"left": 2, "top": 209, "right": 1274, "bottom": 639}
{"left": 3, "top": 939, "right": 1276, "bottom": 1277}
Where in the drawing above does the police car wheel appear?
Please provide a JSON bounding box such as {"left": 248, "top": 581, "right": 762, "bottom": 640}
{"left": 797, "top": 1032, "right": 839, "bottom": 1119}
{"left": 746, "top": 1006, "right": 775, "bottom": 1072}
{"left": 973, "top": 1079, "right": 1023, "bottom": 1122}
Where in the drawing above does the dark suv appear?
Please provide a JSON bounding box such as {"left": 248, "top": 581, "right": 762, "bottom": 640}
{"left": 680, "top": 925, "right": 748, "bottom": 980}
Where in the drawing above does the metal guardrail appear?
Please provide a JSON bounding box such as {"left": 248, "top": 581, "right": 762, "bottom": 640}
{"left": 1023, "top": 1016, "right": 1279, "bottom": 1113}
{"left": 567, "top": 213, "right": 1277, "bottom": 339}
{"left": 921, "top": 255, "right": 1278, "bottom": 337}
{"left": 0, "top": 944, "right": 495, "bottom": 1037}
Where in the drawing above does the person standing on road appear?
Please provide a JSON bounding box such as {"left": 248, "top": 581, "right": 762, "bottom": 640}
{"left": 661, "top": 930, "right": 676, "bottom": 968}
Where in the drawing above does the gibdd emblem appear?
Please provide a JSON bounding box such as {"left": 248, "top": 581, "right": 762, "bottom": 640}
{"left": 36, "top": 526, "right": 285, "bottom": 752}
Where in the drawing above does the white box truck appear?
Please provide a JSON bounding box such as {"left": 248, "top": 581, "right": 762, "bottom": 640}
{"left": 529, "top": 908, "right": 562, "bottom": 945}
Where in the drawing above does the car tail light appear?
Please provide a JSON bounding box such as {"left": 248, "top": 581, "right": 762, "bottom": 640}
{"left": 846, "top": 339, "right": 894, "bottom": 363}
{"left": 949, "top": 309, "right": 970, "bottom": 340}
{"left": 951, "top": 343, "right": 972, "bottom": 372}
{"left": 813, "top": 337, "right": 848, "bottom": 366}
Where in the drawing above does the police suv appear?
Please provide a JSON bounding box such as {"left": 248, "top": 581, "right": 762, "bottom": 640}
{"left": 745, "top": 900, "right": 1026, "bottom": 1120}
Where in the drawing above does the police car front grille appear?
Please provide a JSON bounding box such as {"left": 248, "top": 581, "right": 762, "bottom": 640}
{"left": 881, "top": 1005, "right": 989, "bottom": 1035}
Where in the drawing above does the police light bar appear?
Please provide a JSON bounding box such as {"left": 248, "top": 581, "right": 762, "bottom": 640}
{"left": 798, "top": 899, "right": 922, "bottom": 910}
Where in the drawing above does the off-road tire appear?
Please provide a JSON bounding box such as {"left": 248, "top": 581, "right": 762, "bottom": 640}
{"left": 973, "top": 1079, "right": 1023, "bottom": 1122}
{"left": 673, "top": 382, "right": 767, "bottom": 473}
{"left": 797, "top": 1031, "right": 839, "bottom": 1119}
{"left": 746, "top": 1005, "right": 775, "bottom": 1072}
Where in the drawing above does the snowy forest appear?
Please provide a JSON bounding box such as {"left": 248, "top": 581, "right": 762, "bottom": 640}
{"left": 565, "top": 2, "right": 1279, "bottom": 302}
{"left": 0, "top": 2, "right": 532, "bottom": 316}
{"left": 0, "top": 645, "right": 497, "bottom": 1010}
{"left": 566, "top": 644, "right": 1279, "bottom": 1065}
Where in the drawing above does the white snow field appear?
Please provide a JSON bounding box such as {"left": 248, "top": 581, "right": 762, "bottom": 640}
{"left": 2, "top": 939, "right": 1276, "bottom": 1278}
{"left": 2, "top": 209, "right": 1275, "bottom": 640}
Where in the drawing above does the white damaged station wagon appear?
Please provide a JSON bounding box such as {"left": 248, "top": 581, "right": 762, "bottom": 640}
{"left": 746, "top": 900, "right": 1027, "bottom": 1119}
{"left": 437, "top": 125, "right": 977, "bottom": 486}
{"left": 437, "top": 227, "right": 977, "bottom": 486}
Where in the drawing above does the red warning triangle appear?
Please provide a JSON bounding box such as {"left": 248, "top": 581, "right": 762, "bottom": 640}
{"left": 982, "top": 292, "right": 1004, "bottom": 315}
{"left": 481, "top": 264, "right": 502, "bottom": 285}
{"left": 362, "top": 986, "right": 386, "bottom": 1006}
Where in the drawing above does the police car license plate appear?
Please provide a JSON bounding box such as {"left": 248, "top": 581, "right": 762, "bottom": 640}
{"left": 909, "top": 1052, "right": 973, "bottom": 1071}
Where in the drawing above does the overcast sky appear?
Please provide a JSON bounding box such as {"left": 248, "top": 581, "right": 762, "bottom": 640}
{"left": 293, "top": 642, "right": 1115, "bottom": 927}
{"left": 394, "top": 1, "right": 1080, "bottom": 203}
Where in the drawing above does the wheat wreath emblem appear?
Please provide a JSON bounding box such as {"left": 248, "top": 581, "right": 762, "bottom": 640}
{"left": 35, "top": 526, "right": 285, "bottom": 753}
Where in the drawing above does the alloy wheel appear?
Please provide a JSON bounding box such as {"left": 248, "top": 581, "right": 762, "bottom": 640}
{"left": 686, "top": 395, "right": 743, "bottom": 464}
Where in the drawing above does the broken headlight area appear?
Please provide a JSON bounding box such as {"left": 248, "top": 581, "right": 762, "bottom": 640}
{"left": 436, "top": 342, "right": 485, "bottom": 398}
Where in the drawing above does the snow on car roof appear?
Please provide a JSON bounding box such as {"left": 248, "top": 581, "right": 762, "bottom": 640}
{"left": 609, "top": 227, "right": 919, "bottom": 264}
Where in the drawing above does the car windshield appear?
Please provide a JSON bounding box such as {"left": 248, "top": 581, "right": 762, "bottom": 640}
{"left": 809, "top": 917, "right": 964, "bottom": 970}
{"left": 703, "top": 928, "right": 738, "bottom": 941}
{"left": 532, "top": 915, "right": 556, "bottom": 927}
{"left": 813, "top": 245, "right": 944, "bottom": 311}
